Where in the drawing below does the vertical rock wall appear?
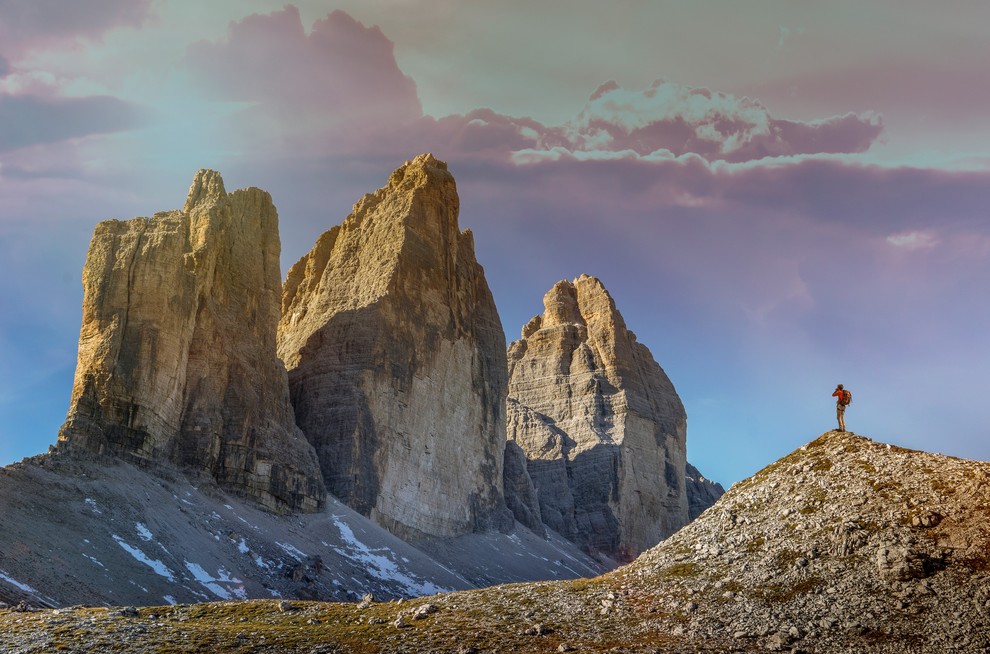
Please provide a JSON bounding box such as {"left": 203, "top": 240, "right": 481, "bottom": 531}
{"left": 277, "top": 154, "right": 511, "bottom": 540}
{"left": 686, "top": 462, "right": 726, "bottom": 521}
{"left": 58, "top": 170, "right": 325, "bottom": 513}
{"left": 506, "top": 275, "right": 691, "bottom": 560}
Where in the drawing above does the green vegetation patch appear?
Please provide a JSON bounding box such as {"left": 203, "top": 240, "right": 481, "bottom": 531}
{"left": 661, "top": 562, "right": 701, "bottom": 578}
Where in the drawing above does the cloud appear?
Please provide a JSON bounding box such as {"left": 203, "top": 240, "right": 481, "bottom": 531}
{"left": 0, "top": 0, "right": 152, "bottom": 58}
{"left": 886, "top": 231, "right": 939, "bottom": 250}
{"left": 178, "top": 15, "right": 883, "bottom": 171}
{"left": 554, "top": 80, "right": 883, "bottom": 163}
{"left": 0, "top": 54, "right": 9, "bottom": 78}
{"left": 0, "top": 91, "right": 145, "bottom": 152}
{"left": 363, "top": 79, "right": 883, "bottom": 169}
{"left": 185, "top": 6, "right": 422, "bottom": 150}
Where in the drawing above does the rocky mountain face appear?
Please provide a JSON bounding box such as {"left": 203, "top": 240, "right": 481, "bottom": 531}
{"left": 0, "top": 452, "right": 601, "bottom": 611}
{"left": 2, "top": 155, "right": 734, "bottom": 622}
{"left": 277, "top": 154, "right": 511, "bottom": 540}
{"left": 6, "top": 431, "right": 985, "bottom": 653}
{"left": 685, "top": 462, "right": 726, "bottom": 520}
{"left": 505, "top": 275, "right": 720, "bottom": 561}
{"left": 56, "top": 171, "right": 325, "bottom": 513}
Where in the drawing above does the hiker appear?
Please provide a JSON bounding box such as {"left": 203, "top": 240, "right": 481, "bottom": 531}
{"left": 832, "top": 384, "right": 851, "bottom": 431}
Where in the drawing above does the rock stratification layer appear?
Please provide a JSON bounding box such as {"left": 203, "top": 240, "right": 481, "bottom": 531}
{"left": 277, "top": 153, "right": 510, "bottom": 540}
{"left": 58, "top": 170, "right": 325, "bottom": 513}
{"left": 506, "top": 275, "right": 692, "bottom": 560}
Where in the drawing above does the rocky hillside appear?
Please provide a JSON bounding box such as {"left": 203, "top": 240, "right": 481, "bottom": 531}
{"left": 277, "top": 153, "right": 512, "bottom": 541}
{"left": 505, "top": 275, "right": 721, "bottom": 561}
{"left": 0, "top": 448, "right": 602, "bottom": 610}
{"left": 4, "top": 431, "right": 985, "bottom": 653}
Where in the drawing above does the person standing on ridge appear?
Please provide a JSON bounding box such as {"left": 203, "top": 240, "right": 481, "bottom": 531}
{"left": 832, "top": 383, "right": 851, "bottom": 431}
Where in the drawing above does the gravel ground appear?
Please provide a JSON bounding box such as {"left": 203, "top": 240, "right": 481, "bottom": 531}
{"left": 2, "top": 431, "right": 987, "bottom": 653}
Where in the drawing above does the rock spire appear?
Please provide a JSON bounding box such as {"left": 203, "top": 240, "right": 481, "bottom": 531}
{"left": 58, "top": 170, "right": 325, "bottom": 513}
{"left": 277, "top": 153, "right": 512, "bottom": 539}
{"left": 506, "top": 274, "right": 700, "bottom": 560}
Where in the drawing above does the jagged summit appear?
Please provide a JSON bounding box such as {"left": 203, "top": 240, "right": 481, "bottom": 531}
{"left": 57, "top": 169, "right": 325, "bottom": 513}
{"left": 277, "top": 153, "right": 512, "bottom": 540}
{"left": 505, "top": 274, "right": 715, "bottom": 562}
{"left": 182, "top": 168, "right": 226, "bottom": 213}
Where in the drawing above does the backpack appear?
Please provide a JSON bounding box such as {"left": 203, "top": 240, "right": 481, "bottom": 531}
{"left": 841, "top": 389, "right": 852, "bottom": 406}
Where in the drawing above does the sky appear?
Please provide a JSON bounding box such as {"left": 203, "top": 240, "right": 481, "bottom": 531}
{"left": 1, "top": 1, "right": 989, "bottom": 487}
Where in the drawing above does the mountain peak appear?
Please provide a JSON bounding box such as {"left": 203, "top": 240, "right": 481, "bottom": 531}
{"left": 183, "top": 168, "right": 226, "bottom": 213}
{"left": 506, "top": 274, "right": 707, "bottom": 561}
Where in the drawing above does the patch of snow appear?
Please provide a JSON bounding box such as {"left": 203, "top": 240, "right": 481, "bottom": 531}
{"left": 276, "top": 542, "right": 306, "bottom": 561}
{"left": 236, "top": 515, "right": 255, "bottom": 528}
{"left": 267, "top": 588, "right": 282, "bottom": 598}
{"left": 224, "top": 504, "right": 234, "bottom": 510}
{"left": 84, "top": 498, "right": 101, "bottom": 514}
{"left": 112, "top": 535, "right": 175, "bottom": 581}
{"left": 184, "top": 562, "right": 247, "bottom": 600}
{"left": 135, "top": 522, "right": 153, "bottom": 541}
{"left": 253, "top": 555, "right": 272, "bottom": 571}
{"left": 0, "top": 568, "right": 39, "bottom": 594}
{"left": 83, "top": 554, "right": 106, "bottom": 568}
{"left": 329, "top": 515, "right": 451, "bottom": 596}
{"left": 237, "top": 538, "right": 249, "bottom": 554}
{"left": 163, "top": 595, "right": 177, "bottom": 605}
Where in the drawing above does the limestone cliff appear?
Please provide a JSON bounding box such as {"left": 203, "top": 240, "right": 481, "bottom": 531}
{"left": 685, "top": 461, "right": 725, "bottom": 520}
{"left": 58, "top": 170, "right": 325, "bottom": 513}
{"left": 277, "top": 154, "right": 511, "bottom": 539}
{"left": 506, "top": 275, "right": 692, "bottom": 560}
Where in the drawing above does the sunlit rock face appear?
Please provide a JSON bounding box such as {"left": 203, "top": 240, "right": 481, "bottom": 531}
{"left": 58, "top": 170, "right": 326, "bottom": 513}
{"left": 506, "top": 275, "right": 691, "bottom": 561}
{"left": 277, "top": 154, "right": 512, "bottom": 540}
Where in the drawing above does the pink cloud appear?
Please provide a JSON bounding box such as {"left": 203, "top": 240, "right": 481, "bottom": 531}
{"left": 554, "top": 80, "right": 882, "bottom": 163}
{"left": 186, "top": 6, "right": 422, "bottom": 151}
{"left": 0, "top": 0, "right": 152, "bottom": 59}
{"left": 336, "top": 80, "right": 882, "bottom": 170}
{"left": 180, "top": 13, "right": 882, "bottom": 171}
{"left": 0, "top": 1, "right": 151, "bottom": 159}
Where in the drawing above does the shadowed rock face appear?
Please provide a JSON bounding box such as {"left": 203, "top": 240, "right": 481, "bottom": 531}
{"left": 58, "top": 170, "right": 325, "bottom": 513}
{"left": 506, "top": 275, "right": 692, "bottom": 561}
{"left": 277, "top": 153, "right": 512, "bottom": 540}
{"left": 686, "top": 462, "right": 726, "bottom": 520}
